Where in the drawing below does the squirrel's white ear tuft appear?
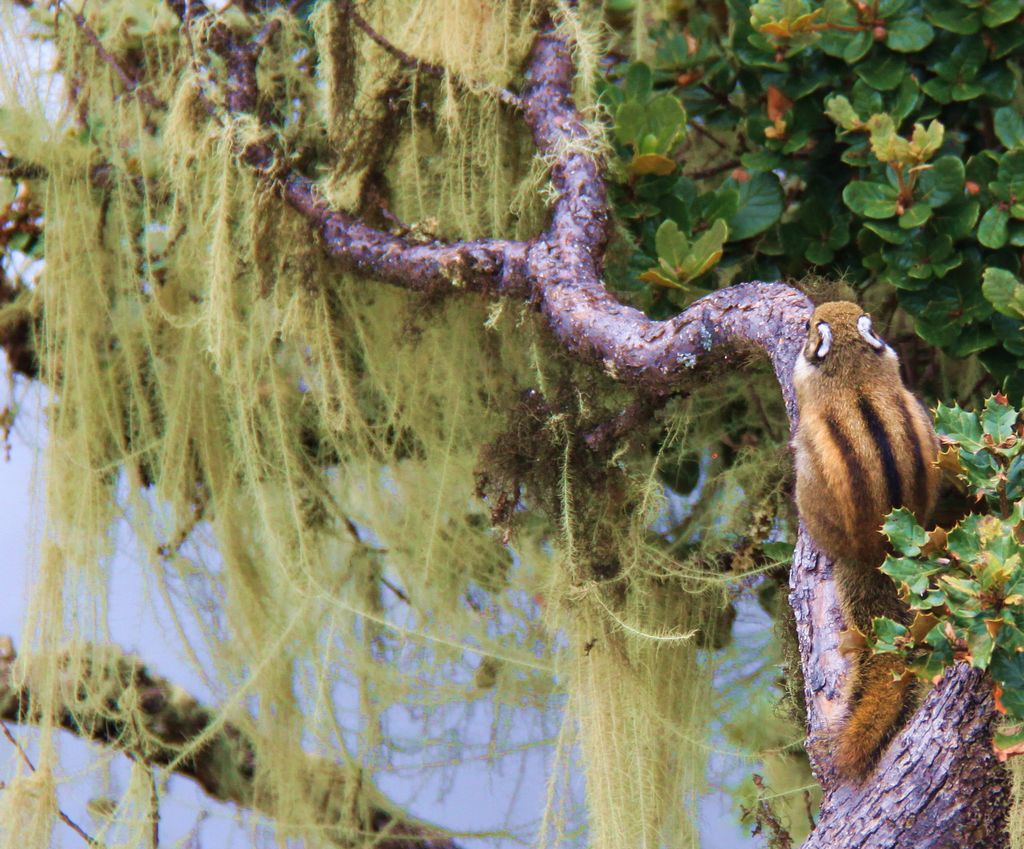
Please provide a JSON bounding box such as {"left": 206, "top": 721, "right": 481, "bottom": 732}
{"left": 815, "top": 322, "right": 832, "bottom": 359}
{"left": 857, "top": 315, "right": 885, "bottom": 350}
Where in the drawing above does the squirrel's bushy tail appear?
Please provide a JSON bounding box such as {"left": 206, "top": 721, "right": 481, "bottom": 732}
{"left": 834, "top": 651, "right": 917, "bottom": 780}
{"left": 832, "top": 562, "right": 918, "bottom": 780}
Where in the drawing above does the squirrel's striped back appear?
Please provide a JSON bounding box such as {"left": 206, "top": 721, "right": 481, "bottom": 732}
{"left": 792, "top": 301, "right": 939, "bottom": 780}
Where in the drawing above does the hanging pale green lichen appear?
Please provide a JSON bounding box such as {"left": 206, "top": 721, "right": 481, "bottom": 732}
{"left": 0, "top": 2, "right": 817, "bottom": 847}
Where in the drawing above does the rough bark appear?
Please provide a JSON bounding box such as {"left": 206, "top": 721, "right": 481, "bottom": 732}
{"left": 0, "top": 5, "right": 1013, "bottom": 847}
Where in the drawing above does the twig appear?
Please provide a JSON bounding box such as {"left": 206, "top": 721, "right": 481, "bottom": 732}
{"left": 683, "top": 157, "right": 740, "bottom": 180}
{"left": 342, "top": 517, "right": 410, "bottom": 604}
{"left": 125, "top": 712, "right": 161, "bottom": 849}
{"left": 148, "top": 764, "right": 160, "bottom": 849}
{"left": 380, "top": 576, "right": 411, "bottom": 604}
{"left": 582, "top": 395, "right": 664, "bottom": 452}
{"left": 688, "top": 119, "right": 730, "bottom": 151}
{"left": 63, "top": 3, "right": 165, "bottom": 108}
{"left": 803, "top": 788, "right": 816, "bottom": 831}
{"left": 339, "top": 0, "right": 520, "bottom": 108}
{"left": 341, "top": 0, "right": 445, "bottom": 77}
{"left": 0, "top": 720, "right": 98, "bottom": 846}
{"left": 748, "top": 774, "right": 794, "bottom": 849}
{"left": 0, "top": 155, "right": 45, "bottom": 181}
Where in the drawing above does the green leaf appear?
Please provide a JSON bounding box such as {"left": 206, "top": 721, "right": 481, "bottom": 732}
{"left": 966, "top": 622, "right": 995, "bottom": 669}
{"left": 990, "top": 23, "right": 1024, "bottom": 59}
{"left": 951, "top": 80, "right": 986, "bottom": 101}
{"left": 932, "top": 36, "right": 986, "bottom": 83}
{"left": 991, "top": 652, "right": 1024, "bottom": 717}
{"left": 982, "top": 268, "right": 1024, "bottom": 319}
{"left": 916, "top": 156, "right": 964, "bottom": 208}
{"left": 886, "top": 18, "right": 935, "bottom": 52}
{"left": 843, "top": 181, "right": 900, "bottom": 218}
{"left": 942, "top": 573, "right": 982, "bottom": 600}
{"left": 804, "top": 241, "right": 834, "bottom": 265}
{"left": 740, "top": 151, "right": 782, "bottom": 170}
{"left": 925, "top": 1, "right": 981, "bottom": 34}
{"left": 614, "top": 102, "right": 646, "bottom": 146}
{"left": 647, "top": 95, "right": 687, "bottom": 147}
{"left": 911, "top": 121, "right": 944, "bottom": 161}
{"left": 863, "top": 219, "right": 906, "bottom": 243}
{"left": 922, "top": 77, "right": 952, "bottom": 103}
{"left": 948, "top": 323, "right": 997, "bottom": 357}
{"left": 883, "top": 507, "right": 930, "bottom": 556}
{"left": 995, "top": 107, "right": 1024, "bottom": 151}
{"left": 867, "top": 113, "right": 914, "bottom": 164}
{"left": 855, "top": 52, "right": 906, "bottom": 91}
{"left": 624, "top": 63, "right": 653, "bottom": 100}
{"left": 695, "top": 187, "right": 740, "bottom": 226}
{"left": 639, "top": 267, "right": 682, "bottom": 289}
{"left": 931, "top": 200, "right": 980, "bottom": 240}
{"left": 982, "top": 0, "right": 1021, "bottom": 27}
{"left": 947, "top": 518, "right": 983, "bottom": 565}
{"left": 982, "top": 394, "right": 1020, "bottom": 444}
{"left": 979, "top": 206, "right": 1010, "bottom": 249}
{"left": 960, "top": 448, "right": 1001, "bottom": 489}
{"left": 999, "top": 151, "right": 1024, "bottom": 198}
{"left": 935, "top": 402, "right": 985, "bottom": 452}
{"left": 824, "top": 95, "right": 861, "bottom": 131}
{"left": 890, "top": 75, "right": 921, "bottom": 123}
{"left": 725, "top": 172, "right": 784, "bottom": 240}
{"left": 655, "top": 219, "right": 690, "bottom": 268}
{"left": 679, "top": 218, "right": 729, "bottom": 280}
{"left": 899, "top": 204, "right": 932, "bottom": 229}
{"left": 881, "top": 555, "right": 935, "bottom": 596}
{"left": 842, "top": 29, "right": 873, "bottom": 63}
{"left": 852, "top": 79, "right": 884, "bottom": 118}
{"left": 1010, "top": 453, "right": 1024, "bottom": 501}
{"left": 878, "top": 0, "right": 910, "bottom": 18}
{"left": 873, "top": 616, "right": 909, "bottom": 652}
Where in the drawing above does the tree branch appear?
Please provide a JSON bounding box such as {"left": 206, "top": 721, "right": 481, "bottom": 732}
{"left": 17, "top": 4, "right": 1016, "bottom": 844}
{"left": 0, "top": 637, "right": 458, "bottom": 849}
{"left": 0, "top": 718, "right": 97, "bottom": 845}
{"left": 337, "top": 1, "right": 520, "bottom": 108}
{"left": 803, "top": 665, "right": 1008, "bottom": 847}
{"left": 62, "top": 3, "right": 165, "bottom": 109}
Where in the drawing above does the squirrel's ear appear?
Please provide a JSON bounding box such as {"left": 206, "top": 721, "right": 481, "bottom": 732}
{"left": 857, "top": 315, "right": 885, "bottom": 350}
{"left": 814, "top": 322, "right": 832, "bottom": 360}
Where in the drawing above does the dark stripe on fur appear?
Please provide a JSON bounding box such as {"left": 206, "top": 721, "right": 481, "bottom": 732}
{"left": 896, "top": 395, "right": 928, "bottom": 513}
{"left": 857, "top": 397, "right": 902, "bottom": 510}
{"left": 823, "top": 415, "right": 872, "bottom": 532}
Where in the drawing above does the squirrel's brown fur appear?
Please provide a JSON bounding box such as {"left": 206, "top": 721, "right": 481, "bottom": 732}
{"left": 792, "top": 301, "right": 939, "bottom": 781}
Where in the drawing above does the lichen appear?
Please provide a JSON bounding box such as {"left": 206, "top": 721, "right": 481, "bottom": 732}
{"left": 0, "top": 3, "right": 794, "bottom": 848}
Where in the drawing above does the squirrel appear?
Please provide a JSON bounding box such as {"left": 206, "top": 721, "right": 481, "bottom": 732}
{"left": 792, "top": 301, "right": 940, "bottom": 780}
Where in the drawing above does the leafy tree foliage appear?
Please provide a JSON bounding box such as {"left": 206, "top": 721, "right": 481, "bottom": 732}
{"left": 600, "top": 0, "right": 1024, "bottom": 397}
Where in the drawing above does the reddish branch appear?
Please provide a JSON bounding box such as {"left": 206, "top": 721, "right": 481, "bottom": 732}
{"left": 1, "top": 5, "right": 1011, "bottom": 847}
